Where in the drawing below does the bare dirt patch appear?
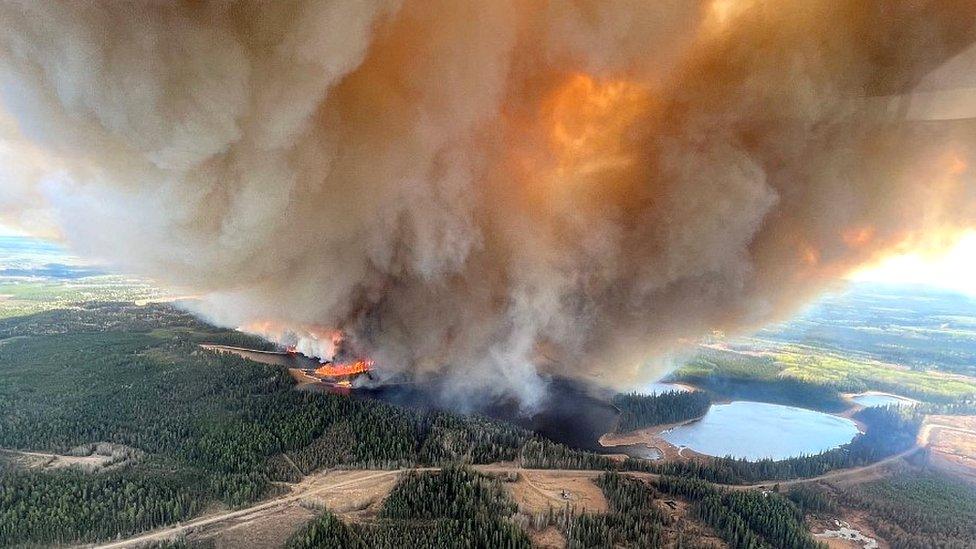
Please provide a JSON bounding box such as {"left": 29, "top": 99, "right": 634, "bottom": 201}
{"left": 205, "top": 505, "right": 316, "bottom": 549}
{"left": 0, "top": 443, "right": 142, "bottom": 472}
{"left": 296, "top": 469, "right": 401, "bottom": 522}
{"left": 926, "top": 416, "right": 976, "bottom": 432}
{"left": 528, "top": 526, "right": 567, "bottom": 549}
{"left": 920, "top": 415, "right": 976, "bottom": 483}
{"left": 809, "top": 512, "right": 887, "bottom": 549}
{"left": 927, "top": 414, "right": 976, "bottom": 432}
{"left": 173, "top": 470, "right": 404, "bottom": 549}
{"left": 504, "top": 470, "right": 608, "bottom": 515}
{"left": 657, "top": 495, "right": 727, "bottom": 548}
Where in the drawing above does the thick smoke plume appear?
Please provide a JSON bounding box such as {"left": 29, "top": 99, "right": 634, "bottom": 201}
{"left": 1, "top": 1, "right": 975, "bottom": 406}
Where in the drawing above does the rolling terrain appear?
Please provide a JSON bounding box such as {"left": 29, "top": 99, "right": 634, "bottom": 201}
{"left": 2, "top": 287, "right": 976, "bottom": 547}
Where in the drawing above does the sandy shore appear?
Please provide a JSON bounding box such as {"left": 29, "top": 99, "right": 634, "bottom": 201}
{"left": 598, "top": 415, "right": 709, "bottom": 462}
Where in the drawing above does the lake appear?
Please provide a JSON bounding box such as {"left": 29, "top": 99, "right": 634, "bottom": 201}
{"left": 661, "top": 401, "right": 860, "bottom": 460}
{"left": 850, "top": 392, "right": 917, "bottom": 408}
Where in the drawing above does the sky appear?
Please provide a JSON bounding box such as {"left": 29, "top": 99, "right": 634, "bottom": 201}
{"left": 0, "top": 223, "right": 27, "bottom": 236}
{"left": 5, "top": 221, "right": 976, "bottom": 296}
{"left": 849, "top": 231, "right": 976, "bottom": 296}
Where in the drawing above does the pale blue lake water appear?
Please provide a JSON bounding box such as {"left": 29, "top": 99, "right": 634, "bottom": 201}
{"left": 661, "top": 401, "right": 859, "bottom": 461}
{"left": 850, "top": 393, "right": 916, "bottom": 408}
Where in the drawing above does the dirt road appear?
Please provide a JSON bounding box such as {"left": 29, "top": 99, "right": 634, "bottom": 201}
{"left": 87, "top": 448, "right": 923, "bottom": 548}
{"left": 733, "top": 445, "right": 923, "bottom": 489}
{"left": 918, "top": 421, "right": 976, "bottom": 444}
{"left": 89, "top": 469, "right": 410, "bottom": 549}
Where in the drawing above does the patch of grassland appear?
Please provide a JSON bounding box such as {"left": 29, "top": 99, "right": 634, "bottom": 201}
{"left": 776, "top": 346, "right": 976, "bottom": 402}
{"left": 0, "top": 276, "right": 162, "bottom": 319}
{"left": 673, "top": 346, "right": 976, "bottom": 404}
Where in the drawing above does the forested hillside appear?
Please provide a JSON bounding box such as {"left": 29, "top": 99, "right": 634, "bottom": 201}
{"left": 779, "top": 466, "right": 976, "bottom": 549}
{"left": 657, "top": 476, "right": 825, "bottom": 549}
{"left": 565, "top": 472, "right": 670, "bottom": 547}
{"left": 0, "top": 303, "right": 602, "bottom": 545}
{"left": 672, "top": 349, "right": 850, "bottom": 412}
{"left": 613, "top": 390, "right": 712, "bottom": 432}
{"left": 838, "top": 468, "right": 976, "bottom": 548}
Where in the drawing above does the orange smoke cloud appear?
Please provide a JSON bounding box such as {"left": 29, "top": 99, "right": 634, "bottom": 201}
{"left": 842, "top": 226, "right": 876, "bottom": 249}
{"left": 545, "top": 73, "right": 650, "bottom": 177}
{"left": 0, "top": 1, "right": 974, "bottom": 405}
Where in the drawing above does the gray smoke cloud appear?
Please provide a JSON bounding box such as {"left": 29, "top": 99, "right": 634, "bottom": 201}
{"left": 0, "top": 0, "right": 974, "bottom": 407}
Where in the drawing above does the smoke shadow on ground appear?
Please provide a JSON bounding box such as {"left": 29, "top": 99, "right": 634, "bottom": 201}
{"left": 344, "top": 376, "right": 625, "bottom": 454}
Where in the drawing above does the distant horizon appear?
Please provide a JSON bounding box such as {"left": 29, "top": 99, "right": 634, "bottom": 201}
{"left": 5, "top": 222, "right": 975, "bottom": 298}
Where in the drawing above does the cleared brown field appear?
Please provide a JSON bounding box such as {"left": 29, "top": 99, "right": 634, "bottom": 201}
{"left": 528, "top": 526, "right": 567, "bottom": 549}
{"left": 296, "top": 469, "right": 402, "bottom": 522}
{"left": 504, "top": 470, "right": 608, "bottom": 515}
{"left": 0, "top": 443, "right": 141, "bottom": 473}
{"left": 199, "top": 470, "right": 402, "bottom": 548}
{"left": 204, "top": 505, "right": 316, "bottom": 549}
{"left": 922, "top": 415, "right": 976, "bottom": 484}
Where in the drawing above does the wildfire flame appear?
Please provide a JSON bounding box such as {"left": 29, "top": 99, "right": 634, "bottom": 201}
{"left": 314, "top": 359, "right": 373, "bottom": 379}
{"left": 243, "top": 319, "right": 374, "bottom": 379}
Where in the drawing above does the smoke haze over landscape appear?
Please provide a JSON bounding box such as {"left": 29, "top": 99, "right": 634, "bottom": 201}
{"left": 1, "top": 0, "right": 975, "bottom": 406}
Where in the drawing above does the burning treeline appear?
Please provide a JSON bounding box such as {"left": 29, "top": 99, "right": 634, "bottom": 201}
{"left": 0, "top": 1, "right": 975, "bottom": 405}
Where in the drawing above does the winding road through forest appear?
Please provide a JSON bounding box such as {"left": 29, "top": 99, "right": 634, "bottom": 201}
{"left": 83, "top": 447, "right": 926, "bottom": 549}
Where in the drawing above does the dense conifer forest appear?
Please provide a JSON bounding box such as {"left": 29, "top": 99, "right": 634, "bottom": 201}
{"left": 833, "top": 468, "right": 976, "bottom": 549}
{"left": 3, "top": 302, "right": 973, "bottom": 547}
{"left": 613, "top": 390, "right": 712, "bottom": 431}
{"left": 0, "top": 463, "right": 207, "bottom": 545}
{"left": 656, "top": 476, "right": 825, "bottom": 549}
{"left": 0, "top": 304, "right": 601, "bottom": 545}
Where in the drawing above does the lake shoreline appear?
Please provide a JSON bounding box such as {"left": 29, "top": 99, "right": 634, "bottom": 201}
{"left": 601, "top": 400, "right": 863, "bottom": 463}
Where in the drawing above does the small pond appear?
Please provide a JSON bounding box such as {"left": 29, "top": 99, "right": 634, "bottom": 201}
{"left": 850, "top": 392, "right": 917, "bottom": 408}
{"left": 605, "top": 444, "right": 664, "bottom": 460}
{"left": 661, "top": 401, "right": 860, "bottom": 461}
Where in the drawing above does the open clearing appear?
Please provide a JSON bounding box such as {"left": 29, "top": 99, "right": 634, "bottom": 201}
{"left": 1, "top": 443, "right": 141, "bottom": 473}
{"left": 503, "top": 469, "right": 608, "bottom": 515}
{"left": 921, "top": 415, "right": 976, "bottom": 483}
{"left": 294, "top": 469, "right": 401, "bottom": 521}
{"left": 528, "top": 526, "right": 567, "bottom": 549}
{"left": 191, "top": 470, "right": 402, "bottom": 548}
{"left": 87, "top": 469, "right": 410, "bottom": 549}
{"left": 809, "top": 515, "right": 882, "bottom": 549}
{"left": 85, "top": 452, "right": 926, "bottom": 549}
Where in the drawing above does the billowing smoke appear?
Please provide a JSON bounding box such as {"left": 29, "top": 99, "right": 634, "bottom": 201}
{"left": 1, "top": 1, "right": 975, "bottom": 407}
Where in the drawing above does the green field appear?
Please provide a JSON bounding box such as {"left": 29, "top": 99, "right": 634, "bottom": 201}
{"left": 0, "top": 235, "right": 164, "bottom": 319}
{"left": 0, "top": 276, "right": 163, "bottom": 319}
{"left": 776, "top": 346, "right": 976, "bottom": 402}
{"left": 674, "top": 345, "right": 976, "bottom": 404}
